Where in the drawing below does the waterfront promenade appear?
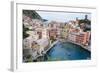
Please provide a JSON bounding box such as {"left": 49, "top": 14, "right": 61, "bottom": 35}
{"left": 32, "top": 40, "right": 59, "bottom": 60}
{"left": 32, "top": 38, "right": 90, "bottom": 60}
{"left": 66, "top": 39, "right": 91, "bottom": 52}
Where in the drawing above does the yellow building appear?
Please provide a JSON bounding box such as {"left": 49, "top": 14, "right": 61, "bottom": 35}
{"left": 60, "top": 24, "right": 69, "bottom": 39}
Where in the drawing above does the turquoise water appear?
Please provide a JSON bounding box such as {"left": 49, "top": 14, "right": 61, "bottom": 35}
{"left": 46, "top": 42, "right": 91, "bottom": 61}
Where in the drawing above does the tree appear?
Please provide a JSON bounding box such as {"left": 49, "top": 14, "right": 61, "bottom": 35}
{"left": 23, "top": 25, "right": 29, "bottom": 39}
{"left": 23, "top": 10, "right": 42, "bottom": 20}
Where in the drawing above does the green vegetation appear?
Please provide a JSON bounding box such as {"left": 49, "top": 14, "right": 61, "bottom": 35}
{"left": 23, "top": 10, "right": 42, "bottom": 20}
{"left": 23, "top": 10, "right": 44, "bottom": 39}
{"left": 23, "top": 25, "right": 29, "bottom": 39}
{"left": 79, "top": 19, "right": 91, "bottom": 25}
{"left": 50, "top": 36, "right": 56, "bottom": 44}
{"left": 25, "top": 55, "right": 33, "bottom": 62}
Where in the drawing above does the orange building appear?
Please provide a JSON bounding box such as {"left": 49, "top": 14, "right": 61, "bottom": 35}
{"left": 76, "top": 32, "right": 90, "bottom": 46}
{"left": 68, "top": 31, "right": 90, "bottom": 46}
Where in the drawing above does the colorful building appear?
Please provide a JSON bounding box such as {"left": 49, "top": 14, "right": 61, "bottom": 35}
{"left": 68, "top": 31, "right": 90, "bottom": 46}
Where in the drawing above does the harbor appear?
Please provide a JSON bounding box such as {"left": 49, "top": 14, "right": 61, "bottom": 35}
{"left": 23, "top": 10, "right": 91, "bottom": 62}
